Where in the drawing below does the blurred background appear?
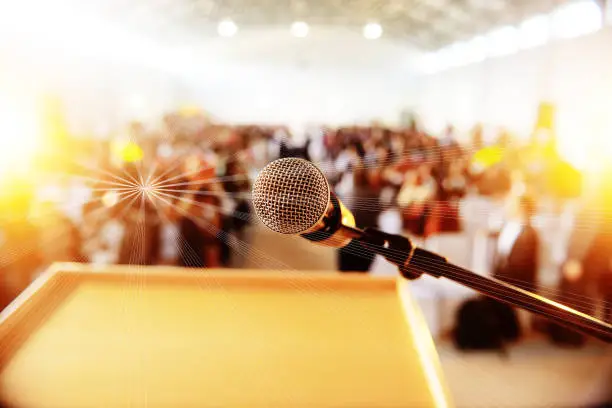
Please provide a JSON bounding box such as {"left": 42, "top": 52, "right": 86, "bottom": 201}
{"left": 1, "top": 0, "right": 612, "bottom": 406}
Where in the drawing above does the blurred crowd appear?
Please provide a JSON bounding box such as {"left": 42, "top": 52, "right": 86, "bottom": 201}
{"left": 0, "top": 111, "right": 610, "bottom": 348}
{"left": 320, "top": 121, "right": 578, "bottom": 240}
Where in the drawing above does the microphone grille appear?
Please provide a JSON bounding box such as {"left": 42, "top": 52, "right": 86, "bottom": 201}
{"left": 252, "top": 158, "right": 330, "bottom": 234}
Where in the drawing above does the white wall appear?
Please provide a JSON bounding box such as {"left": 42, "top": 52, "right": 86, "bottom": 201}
{"left": 178, "top": 27, "right": 419, "bottom": 127}
{"left": 0, "top": 2, "right": 420, "bottom": 136}
{"left": 410, "top": 27, "right": 612, "bottom": 169}
{"left": 0, "top": 55, "right": 191, "bottom": 138}
{"left": 0, "top": 2, "right": 196, "bottom": 137}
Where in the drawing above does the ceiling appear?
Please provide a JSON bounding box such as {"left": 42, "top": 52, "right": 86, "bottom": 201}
{"left": 66, "top": 0, "right": 576, "bottom": 50}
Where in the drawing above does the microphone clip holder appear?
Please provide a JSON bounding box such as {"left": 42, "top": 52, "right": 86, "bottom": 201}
{"left": 357, "top": 227, "right": 447, "bottom": 281}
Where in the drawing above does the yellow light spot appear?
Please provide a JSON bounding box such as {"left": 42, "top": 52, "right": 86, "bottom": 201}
{"left": 111, "top": 140, "right": 144, "bottom": 163}
{"left": 471, "top": 146, "right": 503, "bottom": 169}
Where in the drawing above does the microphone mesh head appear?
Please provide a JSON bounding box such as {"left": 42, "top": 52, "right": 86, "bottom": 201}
{"left": 252, "top": 158, "right": 330, "bottom": 234}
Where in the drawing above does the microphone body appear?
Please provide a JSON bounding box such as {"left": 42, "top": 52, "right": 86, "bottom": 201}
{"left": 300, "top": 192, "right": 360, "bottom": 248}
{"left": 252, "top": 158, "right": 612, "bottom": 343}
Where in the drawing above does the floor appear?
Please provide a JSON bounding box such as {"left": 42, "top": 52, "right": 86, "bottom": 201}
{"left": 438, "top": 340, "right": 612, "bottom": 408}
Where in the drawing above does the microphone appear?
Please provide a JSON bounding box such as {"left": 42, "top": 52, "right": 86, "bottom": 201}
{"left": 252, "top": 157, "right": 361, "bottom": 248}
{"left": 252, "top": 158, "right": 447, "bottom": 276}
{"left": 252, "top": 158, "right": 612, "bottom": 342}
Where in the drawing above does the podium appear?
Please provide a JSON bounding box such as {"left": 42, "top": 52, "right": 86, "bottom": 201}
{"left": 0, "top": 263, "right": 450, "bottom": 408}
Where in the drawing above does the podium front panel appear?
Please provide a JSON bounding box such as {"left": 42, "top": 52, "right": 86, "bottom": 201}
{"left": 0, "top": 264, "right": 450, "bottom": 408}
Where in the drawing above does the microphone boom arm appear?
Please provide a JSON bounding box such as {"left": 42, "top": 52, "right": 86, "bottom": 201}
{"left": 250, "top": 158, "right": 612, "bottom": 342}
{"left": 351, "top": 226, "right": 612, "bottom": 343}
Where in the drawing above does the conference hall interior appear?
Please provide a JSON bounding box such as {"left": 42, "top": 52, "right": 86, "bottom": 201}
{"left": 0, "top": 0, "right": 611, "bottom": 406}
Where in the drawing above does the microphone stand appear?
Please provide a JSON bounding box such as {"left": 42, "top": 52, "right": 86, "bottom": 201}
{"left": 339, "top": 225, "right": 612, "bottom": 343}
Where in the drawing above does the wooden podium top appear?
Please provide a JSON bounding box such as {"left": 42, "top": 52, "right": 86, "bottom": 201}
{"left": 0, "top": 264, "right": 450, "bottom": 408}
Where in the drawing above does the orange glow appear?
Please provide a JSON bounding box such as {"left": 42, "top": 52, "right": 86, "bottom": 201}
{"left": 0, "top": 175, "right": 35, "bottom": 220}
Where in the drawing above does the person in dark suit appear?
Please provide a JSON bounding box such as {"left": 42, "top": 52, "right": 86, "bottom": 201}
{"left": 485, "top": 195, "right": 540, "bottom": 341}
{"left": 493, "top": 195, "right": 540, "bottom": 294}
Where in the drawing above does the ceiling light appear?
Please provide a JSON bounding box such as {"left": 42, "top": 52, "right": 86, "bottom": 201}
{"left": 363, "top": 23, "right": 383, "bottom": 40}
{"left": 218, "top": 19, "right": 238, "bottom": 37}
{"left": 291, "top": 21, "right": 309, "bottom": 38}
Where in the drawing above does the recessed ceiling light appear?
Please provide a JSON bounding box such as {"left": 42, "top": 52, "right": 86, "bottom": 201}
{"left": 218, "top": 19, "right": 238, "bottom": 37}
{"left": 291, "top": 21, "right": 309, "bottom": 38}
{"left": 363, "top": 22, "right": 383, "bottom": 39}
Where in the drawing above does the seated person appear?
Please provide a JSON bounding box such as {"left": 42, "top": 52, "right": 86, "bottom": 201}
{"left": 397, "top": 166, "right": 437, "bottom": 237}
{"left": 437, "top": 160, "right": 468, "bottom": 233}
